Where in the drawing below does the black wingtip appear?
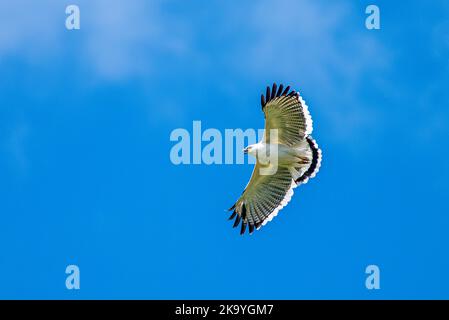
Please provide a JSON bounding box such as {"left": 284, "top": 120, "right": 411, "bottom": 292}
{"left": 240, "top": 222, "right": 247, "bottom": 235}
{"left": 228, "top": 211, "right": 237, "bottom": 220}
{"left": 228, "top": 204, "right": 235, "bottom": 211}
{"left": 271, "top": 83, "right": 277, "bottom": 100}
{"left": 241, "top": 204, "right": 247, "bottom": 220}
{"left": 263, "top": 83, "right": 295, "bottom": 106}
{"left": 276, "top": 84, "right": 283, "bottom": 97}
{"left": 233, "top": 215, "right": 241, "bottom": 228}
{"left": 248, "top": 223, "right": 254, "bottom": 235}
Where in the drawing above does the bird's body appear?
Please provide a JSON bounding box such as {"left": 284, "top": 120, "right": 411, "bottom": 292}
{"left": 228, "top": 83, "right": 322, "bottom": 235}
{"left": 246, "top": 141, "right": 311, "bottom": 167}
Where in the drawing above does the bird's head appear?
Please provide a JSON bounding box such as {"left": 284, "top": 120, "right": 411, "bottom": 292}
{"left": 243, "top": 144, "right": 258, "bottom": 156}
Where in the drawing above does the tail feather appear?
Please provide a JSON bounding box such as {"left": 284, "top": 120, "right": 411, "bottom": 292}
{"left": 295, "top": 136, "right": 322, "bottom": 185}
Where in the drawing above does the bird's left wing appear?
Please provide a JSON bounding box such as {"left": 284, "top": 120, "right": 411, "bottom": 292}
{"left": 228, "top": 164, "right": 296, "bottom": 235}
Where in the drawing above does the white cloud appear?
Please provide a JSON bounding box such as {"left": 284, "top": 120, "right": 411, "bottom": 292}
{"left": 81, "top": 0, "right": 190, "bottom": 80}
{"left": 0, "top": 1, "right": 61, "bottom": 62}
{"left": 0, "top": 0, "right": 392, "bottom": 141}
{"left": 0, "top": 0, "right": 190, "bottom": 80}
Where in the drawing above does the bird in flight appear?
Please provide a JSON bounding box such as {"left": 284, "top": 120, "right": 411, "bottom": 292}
{"left": 228, "top": 83, "right": 322, "bottom": 235}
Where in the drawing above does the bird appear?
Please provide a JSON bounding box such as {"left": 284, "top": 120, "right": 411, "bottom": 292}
{"left": 228, "top": 83, "right": 322, "bottom": 235}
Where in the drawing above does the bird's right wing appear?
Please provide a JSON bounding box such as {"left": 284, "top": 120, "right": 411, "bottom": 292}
{"left": 261, "top": 83, "right": 313, "bottom": 146}
{"left": 228, "top": 164, "right": 296, "bottom": 235}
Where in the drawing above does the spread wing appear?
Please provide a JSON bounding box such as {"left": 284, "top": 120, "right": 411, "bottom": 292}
{"left": 228, "top": 163, "right": 296, "bottom": 235}
{"left": 227, "top": 83, "right": 319, "bottom": 235}
{"left": 261, "top": 83, "right": 313, "bottom": 146}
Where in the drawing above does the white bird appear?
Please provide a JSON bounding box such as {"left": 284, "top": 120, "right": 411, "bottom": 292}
{"left": 228, "top": 83, "right": 322, "bottom": 235}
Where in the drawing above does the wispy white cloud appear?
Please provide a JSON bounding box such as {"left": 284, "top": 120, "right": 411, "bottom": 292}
{"left": 0, "top": 0, "right": 190, "bottom": 80}
{"left": 81, "top": 0, "right": 191, "bottom": 80}
{"left": 0, "top": 1, "right": 61, "bottom": 62}
{"left": 0, "top": 0, "right": 393, "bottom": 142}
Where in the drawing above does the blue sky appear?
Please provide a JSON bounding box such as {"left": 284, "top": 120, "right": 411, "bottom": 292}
{"left": 1, "top": 0, "right": 449, "bottom": 299}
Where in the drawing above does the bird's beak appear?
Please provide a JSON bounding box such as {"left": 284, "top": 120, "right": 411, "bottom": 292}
{"left": 243, "top": 148, "right": 248, "bottom": 154}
